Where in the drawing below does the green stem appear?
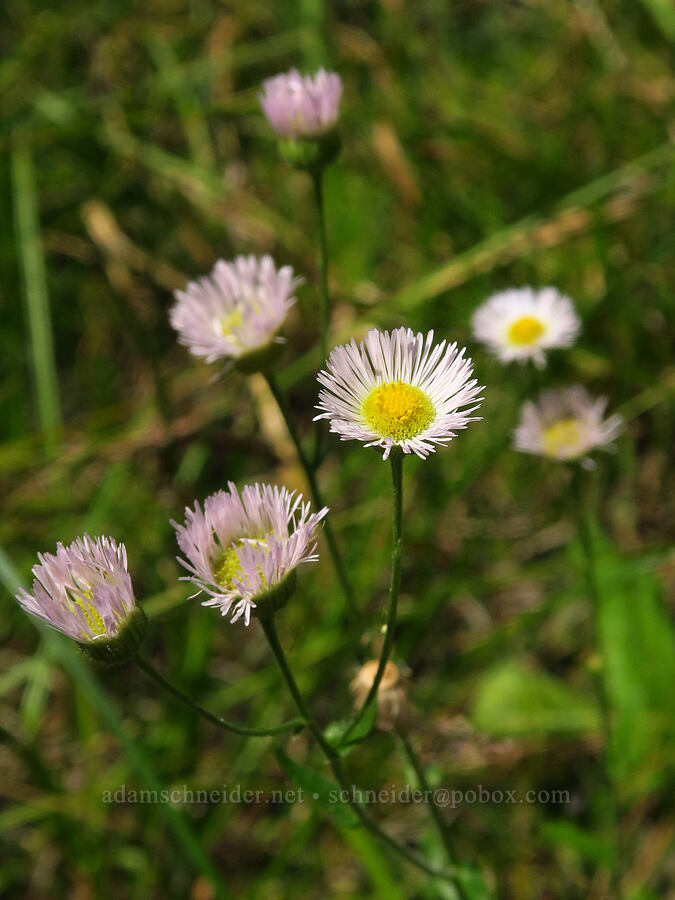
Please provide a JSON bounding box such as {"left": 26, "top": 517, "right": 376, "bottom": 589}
{"left": 312, "top": 168, "right": 330, "bottom": 468}
{"left": 135, "top": 655, "right": 304, "bottom": 738}
{"left": 259, "top": 614, "right": 457, "bottom": 883}
{"left": 264, "top": 372, "right": 356, "bottom": 614}
{"left": 341, "top": 450, "right": 403, "bottom": 743}
{"left": 397, "top": 727, "right": 469, "bottom": 899}
{"left": 573, "top": 472, "right": 624, "bottom": 900}
{"left": 312, "top": 169, "right": 329, "bottom": 369}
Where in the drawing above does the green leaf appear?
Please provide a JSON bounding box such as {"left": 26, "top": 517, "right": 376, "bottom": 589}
{"left": 274, "top": 748, "right": 359, "bottom": 828}
{"left": 470, "top": 660, "right": 599, "bottom": 736}
{"left": 324, "top": 700, "right": 379, "bottom": 752}
{"left": 456, "top": 864, "right": 494, "bottom": 900}
{"left": 590, "top": 540, "right": 675, "bottom": 795}
{"left": 539, "top": 820, "right": 614, "bottom": 867}
{"left": 323, "top": 721, "right": 357, "bottom": 756}
{"left": 342, "top": 828, "right": 408, "bottom": 900}
{"left": 344, "top": 699, "right": 379, "bottom": 744}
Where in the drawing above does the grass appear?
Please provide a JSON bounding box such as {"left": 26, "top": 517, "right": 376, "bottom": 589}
{"left": 1, "top": 0, "right": 674, "bottom": 897}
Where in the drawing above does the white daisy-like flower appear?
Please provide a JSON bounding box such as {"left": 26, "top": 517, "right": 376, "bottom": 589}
{"left": 472, "top": 286, "right": 581, "bottom": 368}
{"left": 315, "top": 327, "right": 483, "bottom": 460}
{"left": 514, "top": 387, "right": 623, "bottom": 465}
{"left": 170, "top": 255, "right": 302, "bottom": 365}
{"left": 172, "top": 483, "right": 328, "bottom": 625}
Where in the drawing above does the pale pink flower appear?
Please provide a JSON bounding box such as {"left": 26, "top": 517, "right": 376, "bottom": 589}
{"left": 170, "top": 255, "right": 301, "bottom": 364}
{"left": 260, "top": 68, "right": 343, "bottom": 139}
{"left": 16, "top": 536, "right": 137, "bottom": 643}
{"left": 514, "top": 386, "right": 623, "bottom": 465}
{"left": 172, "top": 483, "right": 327, "bottom": 625}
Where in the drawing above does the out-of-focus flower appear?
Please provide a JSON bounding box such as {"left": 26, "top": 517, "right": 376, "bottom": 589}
{"left": 260, "top": 68, "right": 342, "bottom": 139}
{"left": 472, "top": 287, "right": 580, "bottom": 368}
{"left": 514, "top": 386, "right": 622, "bottom": 465}
{"left": 350, "top": 660, "right": 407, "bottom": 730}
{"left": 170, "top": 255, "right": 301, "bottom": 370}
{"left": 16, "top": 536, "right": 145, "bottom": 663}
{"left": 315, "top": 327, "right": 483, "bottom": 460}
{"left": 172, "top": 483, "right": 327, "bottom": 625}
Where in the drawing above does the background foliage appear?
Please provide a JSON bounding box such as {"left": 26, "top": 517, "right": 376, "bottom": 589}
{"left": 1, "top": 0, "right": 674, "bottom": 897}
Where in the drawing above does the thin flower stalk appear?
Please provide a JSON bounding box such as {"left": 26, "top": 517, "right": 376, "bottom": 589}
{"left": 573, "top": 472, "right": 624, "bottom": 900}
{"left": 259, "top": 614, "right": 459, "bottom": 883}
{"left": 135, "top": 654, "right": 304, "bottom": 738}
{"left": 341, "top": 450, "right": 403, "bottom": 743}
{"left": 264, "top": 372, "right": 356, "bottom": 614}
{"left": 396, "top": 725, "right": 469, "bottom": 900}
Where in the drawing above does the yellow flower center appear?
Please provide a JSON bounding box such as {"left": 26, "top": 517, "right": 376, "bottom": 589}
{"left": 507, "top": 316, "right": 545, "bottom": 346}
{"left": 219, "top": 308, "right": 244, "bottom": 338}
{"left": 361, "top": 380, "right": 435, "bottom": 441}
{"left": 214, "top": 545, "right": 244, "bottom": 590}
{"left": 69, "top": 587, "right": 107, "bottom": 638}
{"left": 214, "top": 539, "right": 268, "bottom": 591}
{"left": 542, "top": 417, "right": 584, "bottom": 459}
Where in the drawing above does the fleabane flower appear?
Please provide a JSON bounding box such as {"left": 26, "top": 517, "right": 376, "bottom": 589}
{"left": 16, "top": 536, "right": 146, "bottom": 663}
{"left": 472, "top": 286, "right": 581, "bottom": 368}
{"left": 260, "top": 68, "right": 343, "bottom": 139}
{"left": 514, "top": 387, "right": 622, "bottom": 466}
{"left": 315, "top": 327, "right": 483, "bottom": 460}
{"left": 170, "top": 255, "right": 301, "bottom": 370}
{"left": 172, "top": 483, "right": 328, "bottom": 625}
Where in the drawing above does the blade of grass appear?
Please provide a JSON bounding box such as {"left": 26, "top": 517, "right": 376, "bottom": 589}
{"left": 10, "top": 133, "right": 62, "bottom": 443}
{"left": 394, "top": 142, "right": 674, "bottom": 309}
{"left": 343, "top": 827, "right": 409, "bottom": 900}
{"left": 637, "top": 0, "right": 675, "bottom": 40}
{"left": 0, "top": 543, "right": 231, "bottom": 900}
{"left": 146, "top": 36, "right": 216, "bottom": 171}
{"left": 100, "top": 110, "right": 312, "bottom": 256}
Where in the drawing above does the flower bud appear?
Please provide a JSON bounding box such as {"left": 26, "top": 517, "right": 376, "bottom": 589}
{"left": 350, "top": 660, "right": 408, "bottom": 731}
{"left": 278, "top": 132, "right": 341, "bottom": 174}
{"left": 16, "top": 535, "right": 146, "bottom": 666}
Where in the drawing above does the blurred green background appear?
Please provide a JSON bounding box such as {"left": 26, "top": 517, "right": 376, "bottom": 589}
{"left": 1, "top": 0, "right": 674, "bottom": 897}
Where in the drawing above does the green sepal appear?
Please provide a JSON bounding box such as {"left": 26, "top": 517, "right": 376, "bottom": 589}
{"left": 78, "top": 606, "right": 147, "bottom": 666}
{"left": 278, "top": 131, "right": 341, "bottom": 173}
{"left": 252, "top": 570, "right": 297, "bottom": 619}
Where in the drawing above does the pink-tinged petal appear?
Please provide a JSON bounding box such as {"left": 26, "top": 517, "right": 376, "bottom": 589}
{"left": 170, "top": 255, "right": 301, "bottom": 364}
{"left": 16, "top": 535, "right": 137, "bottom": 642}
{"left": 260, "top": 68, "right": 342, "bottom": 138}
{"left": 172, "top": 484, "right": 327, "bottom": 625}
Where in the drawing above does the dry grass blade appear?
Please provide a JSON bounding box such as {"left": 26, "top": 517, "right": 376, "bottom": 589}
{"left": 395, "top": 142, "right": 674, "bottom": 308}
